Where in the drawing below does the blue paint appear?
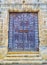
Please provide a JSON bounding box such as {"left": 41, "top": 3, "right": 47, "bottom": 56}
{"left": 8, "top": 13, "right": 39, "bottom": 51}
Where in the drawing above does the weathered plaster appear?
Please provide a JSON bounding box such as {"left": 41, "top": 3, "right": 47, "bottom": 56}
{"left": 0, "top": 0, "right": 47, "bottom": 63}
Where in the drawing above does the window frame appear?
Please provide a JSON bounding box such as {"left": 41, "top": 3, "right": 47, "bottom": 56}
{"left": 7, "top": 9, "right": 39, "bottom": 54}
{"left": 8, "top": 12, "right": 39, "bottom": 52}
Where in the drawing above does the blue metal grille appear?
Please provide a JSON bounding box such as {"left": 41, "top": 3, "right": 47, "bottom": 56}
{"left": 8, "top": 12, "right": 39, "bottom": 51}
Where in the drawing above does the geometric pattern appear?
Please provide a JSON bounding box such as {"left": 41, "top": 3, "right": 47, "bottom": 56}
{"left": 8, "top": 12, "right": 39, "bottom": 51}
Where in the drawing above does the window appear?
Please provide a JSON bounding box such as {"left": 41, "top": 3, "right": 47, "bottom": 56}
{"left": 8, "top": 12, "right": 39, "bottom": 51}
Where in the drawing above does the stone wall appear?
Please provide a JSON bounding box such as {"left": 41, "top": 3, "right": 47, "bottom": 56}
{"left": 0, "top": 0, "right": 47, "bottom": 63}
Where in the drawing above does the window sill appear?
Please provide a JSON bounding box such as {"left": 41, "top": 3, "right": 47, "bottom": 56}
{"left": 8, "top": 51, "right": 39, "bottom": 54}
